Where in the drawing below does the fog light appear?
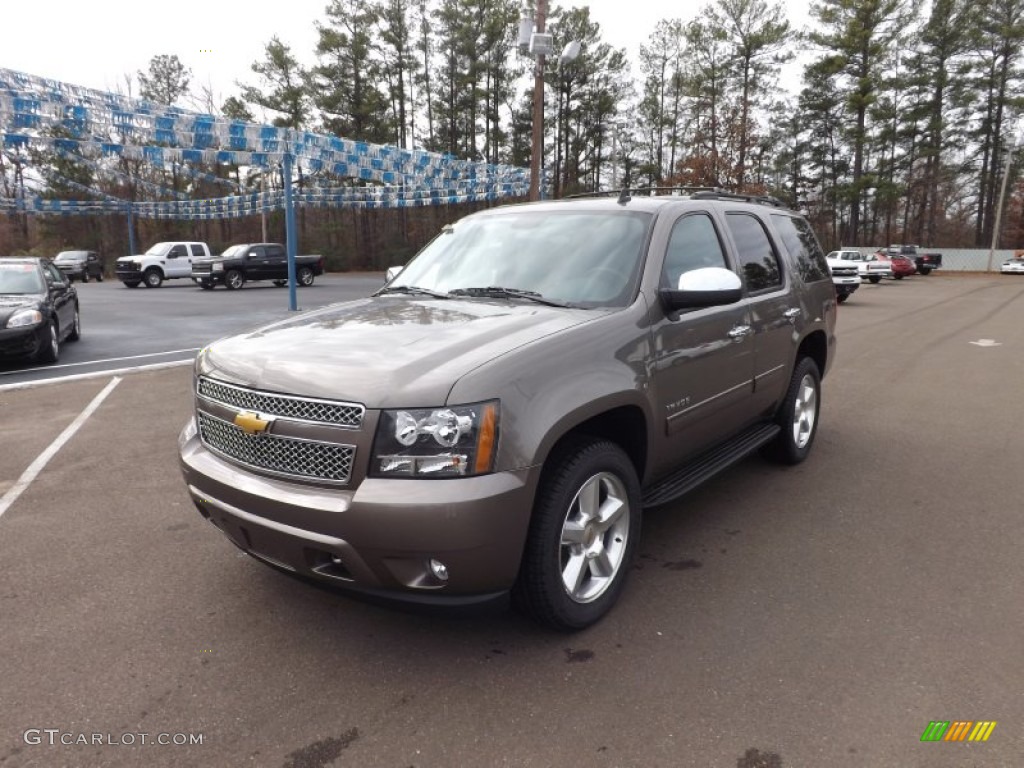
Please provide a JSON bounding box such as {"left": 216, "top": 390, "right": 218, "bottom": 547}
{"left": 428, "top": 559, "right": 449, "bottom": 582}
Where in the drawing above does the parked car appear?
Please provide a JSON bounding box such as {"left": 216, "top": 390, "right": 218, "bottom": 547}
{"left": 882, "top": 250, "right": 916, "bottom": 279}
{"left": 828, "top": 249, "right": 892, "bottom": 283}
{"left": 0, "top": 257, "right": 80, "bottom": 363}
{"left": 191, "top": 243, "right": 324, "bottom": 290}
{"left": 826, "top": 253, "right": 860, "bottom": 303}
{"left": 1000, "top": 257, "right": 1024, "bottom": 274}
{"left": 115, "top": 241, "right": 212, "bottom": 288}
{"left": 180, "top": 190, "right": 837, "bottom": 630}
{"left": 53, "top": 250, "right": 104, "bottom": 282}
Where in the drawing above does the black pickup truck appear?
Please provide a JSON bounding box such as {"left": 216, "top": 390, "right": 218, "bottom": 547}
{"left": 192, "top": 243, "right": 324, "bottom": 290}
{"left": 888, "top": 244, "right": 942, "bottom": 275}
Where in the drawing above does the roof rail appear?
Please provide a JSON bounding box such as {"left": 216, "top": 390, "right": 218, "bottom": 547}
{"left": 560, "top": 187, "right": 788, "bottom": 207}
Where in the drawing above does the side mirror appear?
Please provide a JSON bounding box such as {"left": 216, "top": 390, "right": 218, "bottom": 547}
{"left": 385, "top": 265, "right": 404, "bottom": 283}
{"left": 660, "top": 267, "right": 743, "bottom": 312}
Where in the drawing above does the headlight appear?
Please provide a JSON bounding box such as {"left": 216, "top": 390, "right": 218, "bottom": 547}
{"left": 372, "top": 401, "right": 499, "bottom": 478}
{"left": 212, "top": 263, "right": 224, "bottom": 272}
{"left": 6, "top": 309, "right": 44, "bottom": 328}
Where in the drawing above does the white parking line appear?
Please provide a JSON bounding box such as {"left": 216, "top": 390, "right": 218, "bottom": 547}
{"left": 0, "top": 359, "right": 194, "bottom": 393}
{"left": 0, "top": 377, "right": 122, "bottom": 521}
{"left": 0, "top": 348, "right": 202, "bottom": 376}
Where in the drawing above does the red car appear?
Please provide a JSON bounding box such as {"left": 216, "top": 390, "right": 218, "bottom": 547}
{"left": 877, "top": 250, "right": 915, "bottom": 279}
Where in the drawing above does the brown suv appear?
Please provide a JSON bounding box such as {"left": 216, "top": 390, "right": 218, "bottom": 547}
{"left": 178, "top": 190, "right": 837, "bottom": 629}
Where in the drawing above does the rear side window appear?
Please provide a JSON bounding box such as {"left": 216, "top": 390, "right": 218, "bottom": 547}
{"left": 725, "top": 213, "right": 782, "bottom": 292}
{"left": 662, "top": 213, "right": 728, "bottom": 289}
{"left": 190, "top": 244, "right": 206, "bottom": 257}
{"left": 771, "top": 214, "right": 829, "bottom": 283}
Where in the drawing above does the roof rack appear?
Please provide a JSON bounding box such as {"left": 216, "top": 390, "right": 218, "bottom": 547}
{"left": 562, "top": 187, "right": 788, "bottom": 208}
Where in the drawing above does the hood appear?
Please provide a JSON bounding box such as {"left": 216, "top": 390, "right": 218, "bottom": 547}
{"left": 0, "top": 294, "right": 44, "bottom": 322}
{"left": 117, "top": 255, "right": 145, "bottom": 263}
{"left": 201, "top": 296, "right": 604, "bottom": 407}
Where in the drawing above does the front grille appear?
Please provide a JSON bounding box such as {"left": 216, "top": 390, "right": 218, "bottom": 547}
{"left": 197, "top": 412, "right": 355, "bottom": 483}
{"left": 198, "top": 377, "right": 364, "bottom": 427}
{"left": 831, "top": 267, "right": 858, "bottom": 277}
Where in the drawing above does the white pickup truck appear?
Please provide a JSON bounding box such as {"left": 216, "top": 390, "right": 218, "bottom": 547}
{"left": 826, "top": 254, "right": 860, "bottom": 303}
{"left": 115, "top": 241, "right": 212, "bottom": 288}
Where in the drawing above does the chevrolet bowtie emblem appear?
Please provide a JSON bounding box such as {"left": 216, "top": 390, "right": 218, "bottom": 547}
{"left": 234, "top": 411, "right": 273, "bottom": 435}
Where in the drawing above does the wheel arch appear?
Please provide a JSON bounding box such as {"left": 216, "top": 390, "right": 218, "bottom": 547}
{"left": 535, "top": 403, "right": 649, "bottom": 487}
{"left": 797, "top": 329, "right": 828, "bottom": 380}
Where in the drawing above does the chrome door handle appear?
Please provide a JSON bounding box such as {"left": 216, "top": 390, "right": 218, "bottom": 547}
{"left": 783, "top": 308, "right": 802, "bottom": 321}
{"left": 728, "top": 325, "right": 752, "bottom": 340}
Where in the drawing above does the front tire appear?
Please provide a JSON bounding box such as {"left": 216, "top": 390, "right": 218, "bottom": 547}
{"left": 68, "top": 306, "right": 81, "bottom": 341}
{"left": 143, "top": 269, "right": 163, "bottom": 288}
{"left": 297, "top": 266, "right": 315, "bottom": 286}
{"left": 81, "top": 273, "right": 89, "bottom": 283}
{"left": 224, "top": 270, "right": 244, "bottom": 290}
{"left": 894, "top": 274, "right": 903, "bottom": 280}
{"left": 868, "top": 276, "right": 882, "bottom": 284}
{"left": 762, "top": 357, "right": 821, "bottom": 465}
{"left": 35, "top": 320, "right": 60, "bottom": 363}
{"left": 123, "top": 280, "right": 140, "bottom": 288}
{"left": 514, "top": 437, "right": 641, "bottom": 631}
{"left": 919, "top": 267, "right": 932, "bottom": 275}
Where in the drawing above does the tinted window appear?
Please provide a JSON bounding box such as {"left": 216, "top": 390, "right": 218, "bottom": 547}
{"left": 190, "top": 244, "right": 206, "bottom": 256}
{"left": 169, "top": 245, "right": 187, "bottom": 257}
{"left": 771, "top": 214, "right": 829, "bottom": 283}
{"left": 267, "top": 245, "right": 285, "bottom": 258}
{"left": 248, "top": 246, "right": 265, "bottom": 258}
{"left": 725, "top": 213, "right": 782, "bottom": 292}
{"left": 662, "top": 214, "right": 728, "bottom": 289}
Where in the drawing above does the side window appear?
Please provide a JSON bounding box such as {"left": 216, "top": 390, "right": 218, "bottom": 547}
{"left": 662, "top": 213, "right": 728, "bottom": 289}
{"left": 43, "top": 263, "right": 64, "bottom": 284}
{"left": 725, "top": 213, "right": 783, "bottom": 293}
{"left": 190, "top": 244, "right": 206, "bottom": 257}
{"left": 771, "top": 214, "right": 829, "bottom": 283}
{"left": 169, "top": 245, "right": 187, "bottom": 258}
{"left": 248, "top": 246, "right": 265, "bottom": 258}
{"left": 268, "top": 245, "right": 285, "bottom": 259}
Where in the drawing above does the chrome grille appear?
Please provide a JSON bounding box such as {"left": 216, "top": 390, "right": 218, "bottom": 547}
{"left": 197, "top": 412, "right": 355, "bottom": 483}
{"left": 198, "top": 377, "right": 364, "bottom": 427}
{"left": 831, "top": 266, "right": 858, "bottom": 277}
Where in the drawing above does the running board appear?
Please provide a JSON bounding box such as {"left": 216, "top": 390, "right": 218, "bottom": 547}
{"left": 642, "top": 423, "right": 781, "bottom": 508}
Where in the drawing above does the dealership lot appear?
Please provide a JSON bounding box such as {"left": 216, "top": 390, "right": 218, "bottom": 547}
{"left": 1, "top": 274, "right": 1023, "bottom": 767}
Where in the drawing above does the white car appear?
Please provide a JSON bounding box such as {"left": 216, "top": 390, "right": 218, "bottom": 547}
{"left": 827, "top": 249, "right": 892, "bottom": 284}
{"left": 1001, "top": 258, "right": 1024, "bottom": 274}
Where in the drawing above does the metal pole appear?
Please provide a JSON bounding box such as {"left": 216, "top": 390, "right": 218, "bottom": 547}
{"left": 261, "top": 170, "right": 268, "bottom": 243}
{"left": 127, "top": 202, "right": 136, "bottom": 255}
{"left": 283, "top": 147, "right": 298, "bottom": 312}
{"left": 528, "top": 0, "right": 547, "bottom": 202}
{"left": 989, "top": 139, "right": 1016, "bottom": 272}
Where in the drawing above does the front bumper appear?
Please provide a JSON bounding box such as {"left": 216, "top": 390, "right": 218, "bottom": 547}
{"left": 179, "top": 422, "right": 539, "bottom": 602}
{"left": 56, "top": 266, "right": 86, "bottom": 279}
{"left": 192, "top": 272, "right": 222, "bottom": 285}
{"left": 0, "top": 323, "right": 46, "bottom": 358}
{"left": 115, "top": 267, "right": 143, "bottom": 281}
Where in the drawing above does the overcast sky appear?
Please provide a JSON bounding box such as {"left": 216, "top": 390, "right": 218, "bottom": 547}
{"left": 5, "top": 0, "right": 814, "bottom": 110}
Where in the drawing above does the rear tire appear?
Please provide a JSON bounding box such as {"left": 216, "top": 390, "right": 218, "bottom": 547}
{"left": 513, "top": 437, "right": 641, "bottom": 631}
{"left": 297, "top": 266, "right": 315, "bottom": 286}
{"left": 762, "top": 357, "right": 821, "bottom": 465}
{"left": 868, "top": 276, "right": 881, "bottom": 284}
{"left": 919, "top": 268, "right": 932, "bottom": 275}
{"left": 200, "top": 282, "right": 214, "bottom": 290}
{"left": 81, "top": 273, "right": 89, "bottom": 283}
{"left": 894, "top": 274, "right": 903, "bottom": 280}
{"left": 273, "top": 279, "right": 287, "bottom": 287}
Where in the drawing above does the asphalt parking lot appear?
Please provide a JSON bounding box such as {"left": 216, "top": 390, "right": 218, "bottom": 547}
{"left": 1, "top": 274, "right": 1023, "bottom": 767}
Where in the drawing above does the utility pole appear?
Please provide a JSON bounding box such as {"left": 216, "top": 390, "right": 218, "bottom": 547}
{"left": 529, "top": 0, "right": 548, "bottom": 202}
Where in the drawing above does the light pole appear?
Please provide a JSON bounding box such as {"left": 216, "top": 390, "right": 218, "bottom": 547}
{"left": 988, "top": 128, "right": 1022, "bottom": 271}
{"left": 519, "top": 2, "right": 580, "bottom": 202}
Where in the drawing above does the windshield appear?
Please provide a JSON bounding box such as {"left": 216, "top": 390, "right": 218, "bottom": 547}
{"left": 145, "top": 242, "right": 171, "bottom": 256}
{"left": 220, "top": 245, "right": 247, "bottom": 259}
{"left": 55, "top": 251, "right": 86, "bottom": 262}
{"left": 389, "top": 210, "right": 652, "bottom": 307}
{"left": 0, "top": 263, "right": 45, "bottom": 294}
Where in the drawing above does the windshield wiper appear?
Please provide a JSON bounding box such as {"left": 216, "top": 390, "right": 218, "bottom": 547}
{"left": 448, "top": 287, "right": 575, "bottom": 308}
{"left": 377, "top": 285, "right": 451, "bottom": 299}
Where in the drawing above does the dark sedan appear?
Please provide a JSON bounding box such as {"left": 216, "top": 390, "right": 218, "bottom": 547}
{"left": 0, "top": 257, "right": 80, "bottom": 363}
